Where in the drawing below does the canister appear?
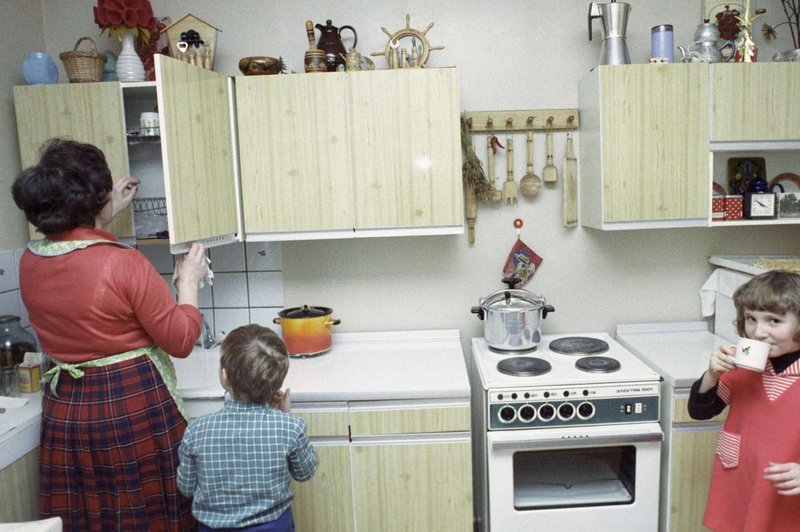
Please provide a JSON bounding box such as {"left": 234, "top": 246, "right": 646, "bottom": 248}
{"left": 651, "top": 25, "right": 674, "bottom": 63}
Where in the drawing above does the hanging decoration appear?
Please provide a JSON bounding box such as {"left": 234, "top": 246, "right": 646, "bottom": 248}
{"left": 502, "top": 219, "right": 543, "bottom": 288}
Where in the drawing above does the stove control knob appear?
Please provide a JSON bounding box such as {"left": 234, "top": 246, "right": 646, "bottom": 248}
{"left": 538, "top": 403, "right": 555, "bottom": 422}
{"left": 498, "top": 405, "right": 516, "bottom": 424}
{"left": 517, "top": 404, "right": 536, "bottom": 423}
{"left": 557, "top": 403, "right": 576, "bottom": 421}
{"left": 577, "top": 402, "right": 595, "bottom": 420}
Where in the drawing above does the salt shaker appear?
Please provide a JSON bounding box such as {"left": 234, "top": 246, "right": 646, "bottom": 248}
{"left": 651, "top": 25, "right": 674, "bottom": 63}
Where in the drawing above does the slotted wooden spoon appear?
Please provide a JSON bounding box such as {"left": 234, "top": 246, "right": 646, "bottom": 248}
{"left": 542, "top": 129, "right": 558, "bottom": 183}
{"left": 503, "top": 129, "right": 517, "bottom": 204}
{"left": 519, "top": 121, "right": 542, "bottom": 198}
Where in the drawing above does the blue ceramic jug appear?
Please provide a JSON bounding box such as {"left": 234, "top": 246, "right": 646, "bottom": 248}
{"left": 22, "top": 52, "right": 58, "bottom": 84}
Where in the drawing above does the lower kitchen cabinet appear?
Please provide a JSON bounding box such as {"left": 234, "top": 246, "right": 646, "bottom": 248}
{"left": 291, "top": 442, "right": 353, "bottom": 532}
{"left": 0, "top": 448, "right": 39, "bottom": 523}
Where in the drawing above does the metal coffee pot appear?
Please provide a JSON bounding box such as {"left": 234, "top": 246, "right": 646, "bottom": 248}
{"left": 678, "top": 22, "right": 734, "bottom": 63}
{"left": 588, "top": 0, "right": 632, "bottom": 65}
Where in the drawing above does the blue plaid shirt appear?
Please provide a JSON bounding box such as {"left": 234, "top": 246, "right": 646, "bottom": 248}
{"left": 177, "top": 400, "right": 317, "bottom": 529}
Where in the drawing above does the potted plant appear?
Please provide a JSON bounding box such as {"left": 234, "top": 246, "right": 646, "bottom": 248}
{"left": 762, "top": 0, "right": 800, "bottom": 59}
{"left": 93, "top": 0, "right": 157, "bottom": 81}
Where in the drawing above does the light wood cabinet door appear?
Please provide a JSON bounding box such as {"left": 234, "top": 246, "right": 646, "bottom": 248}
{"left": 711, "top": 63, "right": 800, "bottom": 142}
{"left": 13, "top": 82, "right": 133, "bottom": 238}
{"left": 351, "top": 436, "right": 473, "bottom": 532}
{"left": 579, "top": 64, "right": 709, "bottom": 227}
{"left": 348, "top": 69, "right": 463, "bottom": 231}
{"left": 291, "top": 442, "right": 354, "bottom": 532}
{"left": 0, "top": 449, "right": 39, "bottom": 522}
{"left": 236, "top": 72, "right": 354, "bottom": 234}
{"left": 349, "top": 401, "right": 470, "bottom": 436}
{"left": 668, "top": 429, "right": 717, "bottom": 532}
{"left": 155, "top": 55, "right": 239, "bottom": 247}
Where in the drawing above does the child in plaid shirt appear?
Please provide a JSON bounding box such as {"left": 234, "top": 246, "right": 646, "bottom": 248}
{"left": 178, "top": 324, "right": 317, "bottom": 531}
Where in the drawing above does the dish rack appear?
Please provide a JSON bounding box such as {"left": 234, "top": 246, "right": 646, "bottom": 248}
{"left": 133, "top": 197, "right": 168, "bottom": 239}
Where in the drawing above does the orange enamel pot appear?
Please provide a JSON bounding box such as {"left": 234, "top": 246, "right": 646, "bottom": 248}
{"left": 273, "top": 305, "right": 341, "bottom": 357}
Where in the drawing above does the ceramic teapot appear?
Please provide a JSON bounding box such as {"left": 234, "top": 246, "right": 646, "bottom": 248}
{"left": 315, "top": 19, "right": 358, "bottom": 72}
{"left": 678, "top": 22, "right": 734, "bottom": 63}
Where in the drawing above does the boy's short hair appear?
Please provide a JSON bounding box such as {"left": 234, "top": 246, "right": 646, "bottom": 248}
{"left": 220, "top": 324, "right": 289, "bottom": 404}
{"left": 733, "top": 270, "right": 800, "bottom": 338}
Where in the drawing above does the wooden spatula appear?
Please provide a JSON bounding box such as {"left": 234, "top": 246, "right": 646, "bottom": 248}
{"left": 563, "top": 134, "right": 578, "bottom": 227}
{"left": 503, "top": 131, "right": 517, "bottom": 204}
{"left": 542, "top": 130, "right": 558, "bottom": 183}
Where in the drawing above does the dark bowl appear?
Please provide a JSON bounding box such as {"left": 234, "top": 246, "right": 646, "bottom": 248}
{"left": 238, "top": 56, "right": 281, "bottom": 76}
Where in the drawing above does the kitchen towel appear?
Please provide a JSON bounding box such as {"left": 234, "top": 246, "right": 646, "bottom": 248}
{"left": 699, "top": 268, "right": 753, "bottom": 317}
{"left": 173, "top": 255, "right": 214, "bottom": 290}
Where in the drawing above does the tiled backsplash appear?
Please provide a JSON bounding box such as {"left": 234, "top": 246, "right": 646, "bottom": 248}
{"left": 0, "top": 242, "right": 284, "bottom": 341}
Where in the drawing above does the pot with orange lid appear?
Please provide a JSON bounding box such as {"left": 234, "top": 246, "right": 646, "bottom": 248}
{"left": 273, "top": 305, "right": 340, "bottom": 357}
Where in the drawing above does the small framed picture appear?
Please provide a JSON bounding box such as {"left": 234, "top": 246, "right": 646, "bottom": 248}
{"left": 779, "top": 192, "right": 800, "bottom": 218}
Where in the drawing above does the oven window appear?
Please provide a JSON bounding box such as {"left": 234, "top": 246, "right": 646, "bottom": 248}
{"left": 512, "top": 446, "right": 636, "bottom": 510}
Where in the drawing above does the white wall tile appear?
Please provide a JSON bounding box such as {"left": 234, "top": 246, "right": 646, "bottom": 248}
{"left": 0, "top": 250, "right": 19, "bottom": 292}
{"left": 247, "top": 272, "right": 284, "bottom": 307}
{"left": 213, "top": 308, "right": 250, "bottom": 337}
{"left": 210, "top": 243, "right": 246, "bottom": 272}
{"left": 17, "top": 292, "right": 30, "bottom": 328}
{"left": 245, "top": 242, "right": 282, "bottom": 271}
{"left": 213, "top": 272, "right": 249, "bottom": 308}
{"left": 138, "top": 244, "right": 174, "bottom": 274}
{"left": 0, "top": 291, "right": 21, "bottom": 318}
{"left": 249, "top": 307, "right": 282, "bottom": 331}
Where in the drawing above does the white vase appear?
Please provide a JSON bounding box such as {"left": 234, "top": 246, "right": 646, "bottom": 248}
{"left": 116, "top": 32, "right": 145, "bottom": 82}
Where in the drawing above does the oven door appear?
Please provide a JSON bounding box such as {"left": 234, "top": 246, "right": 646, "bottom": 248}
{"left": 486, "top": 423, "right": 662, "bottom": 531}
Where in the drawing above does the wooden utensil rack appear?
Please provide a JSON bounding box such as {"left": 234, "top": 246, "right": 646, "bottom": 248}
{"left": 463, "top": 109, "right": 579, "bottom": 133}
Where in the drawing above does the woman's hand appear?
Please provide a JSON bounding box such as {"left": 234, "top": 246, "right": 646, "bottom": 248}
{"left": 764, "top": 462, "right": 800, "bottom": 496}
{"left": 270, "top": 388, "right": 291, "bottom": 413}
{"left": 699, "top": 345, "right": 736, "bottom": 393}
{"left": 175, "top": 242, "right": 207, "bottom": 307}
{"left": 110, "top": 176, "right": 141, "bottom": 219}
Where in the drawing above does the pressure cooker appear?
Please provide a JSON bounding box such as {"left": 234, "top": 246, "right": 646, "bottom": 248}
{"left": 471, "top": 277, "right": 554, "bottom": 351}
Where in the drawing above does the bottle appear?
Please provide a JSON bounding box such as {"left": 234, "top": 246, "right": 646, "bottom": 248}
{"left": 651, "top": 25, "right": 675, "bottom": 63}
{"left": 0, "top": 315, "right": 37, "bottom": 368}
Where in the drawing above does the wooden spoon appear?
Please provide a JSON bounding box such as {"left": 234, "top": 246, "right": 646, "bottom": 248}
{"left": 519, "top": 123, "right": 542, "bottom": 198}
{"left": 503, "top": 131, "right": 517, "bottom": 204}
{"left": 542, "top": 129, "right": 558, "bottom": 183}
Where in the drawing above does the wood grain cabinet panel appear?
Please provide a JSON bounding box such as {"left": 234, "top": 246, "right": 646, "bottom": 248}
{"left": 291, "top": 443, "right": 353, "bottom": 532}
{"left": 0, "top": 449, "right": 39, "bottom": 523}
{"left": 349, "top": 402, "right": 470, "bottom": 436}
{"left": 711, "top": 63, "right": 800, "bottom": 142}
{"left": 668, "top": 430, "right": 717, "bottom": 532}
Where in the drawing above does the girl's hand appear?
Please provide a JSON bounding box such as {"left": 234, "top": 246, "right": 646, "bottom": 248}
{"left": 708, "top": 345, "right": 736, "bottom": 379}
{"left": 764, "top": 462, "right": 800, "bottom": 496}
{"left": 110, "top": 176, "right": 141, "bottom": 219}
{"left": 270, "top": 388, "right": 291, "bottom": 413}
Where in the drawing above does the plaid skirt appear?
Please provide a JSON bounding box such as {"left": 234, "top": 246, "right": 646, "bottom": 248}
{"left": 39, "top": 355, "right": 196, "bottom": 531}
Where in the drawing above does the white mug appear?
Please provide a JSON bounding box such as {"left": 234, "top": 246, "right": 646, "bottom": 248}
{"left": 734, "top": 337, "right": 771, "bottom": 371}
{"left": 140, "top": 112, "right": 159, "bottom": 136}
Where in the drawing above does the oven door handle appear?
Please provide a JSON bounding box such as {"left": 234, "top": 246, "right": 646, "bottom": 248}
{"left": 490, "top": 430, "right": 663, "bottom": 451}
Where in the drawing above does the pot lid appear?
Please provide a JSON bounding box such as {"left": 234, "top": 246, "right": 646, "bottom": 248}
{"left": 279, "top": 305, "right": 333, "bottom": 319}
{"left": 483, "top": 289, "right": 545, "bottom": 311}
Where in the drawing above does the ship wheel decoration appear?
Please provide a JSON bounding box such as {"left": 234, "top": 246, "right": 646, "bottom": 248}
{"left": 370, "top": 14, "right": 445, "bottom": 68}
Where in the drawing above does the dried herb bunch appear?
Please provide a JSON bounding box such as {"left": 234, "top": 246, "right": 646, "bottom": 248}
{"left": 460, "top": 114, "right": 494, "bottom": 202}
{"left": 762, "top": 0, "right": 800, "bottom": 49}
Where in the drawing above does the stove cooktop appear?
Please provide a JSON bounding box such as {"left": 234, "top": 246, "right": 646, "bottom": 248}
{"left": 472, "top": 332, "right": 660, "bottom": 390}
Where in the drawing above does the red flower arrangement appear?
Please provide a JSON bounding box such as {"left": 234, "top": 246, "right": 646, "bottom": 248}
{"left": 94, "top": 0, "right": 156, "bottom": 44}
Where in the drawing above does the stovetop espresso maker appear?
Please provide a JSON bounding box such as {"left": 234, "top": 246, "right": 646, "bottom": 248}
{"left": 588, "top": 0, "right": 632, "bottom": 65}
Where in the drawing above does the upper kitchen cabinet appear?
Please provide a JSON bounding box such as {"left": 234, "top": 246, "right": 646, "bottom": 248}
{"left": 236, "top": 68, "right": 464, "bottom": 240}
{"left": 710, "top": 63, "right": 800, "bottom": 143}
{"left": 13, "top": 82, "right": 133, "bottom": 238}
{"left": 578, "top": 64, "right": 709, "bottom": 230}
{"left": 13, "top": 55, "right": 240, "bottom": 252}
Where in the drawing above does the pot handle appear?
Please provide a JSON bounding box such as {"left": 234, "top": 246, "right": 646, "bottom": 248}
{"left": 326, "top": 318, "right": 341, "bottom": 326}
{"left": 471, "top": 306, "right": 485, "bottom": 320}
{"left": 542, "top": 305, "right": 555, "bottom": 319}
{"left": 273, "top": 317, "right": 282, "bottom": 324}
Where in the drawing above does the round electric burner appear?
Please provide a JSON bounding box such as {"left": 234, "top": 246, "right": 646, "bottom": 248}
{"left": 488, "top": 345, "right": 538, "bottom": 355}
{"left": 575, "top": 356, "right": 621, "bottom": 373}
{"left": 497, "top": 357, "right": 552, "bottom": 377}
{"left": 549, "top": 336, "right": 610, "bottom": 356}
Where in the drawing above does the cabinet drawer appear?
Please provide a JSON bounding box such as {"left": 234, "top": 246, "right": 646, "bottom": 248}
{"left": 672, "top": 397, "right": 727, "bottom": 424}
{"left": 349, "top": 401, "right": 470, "bottom": 436}
{"left": 293, "top": 404, "right": 349, "bottom": 438}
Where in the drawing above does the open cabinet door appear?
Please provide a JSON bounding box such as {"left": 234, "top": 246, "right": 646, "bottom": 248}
{"left": 155, "top": 55, "right": 240, "bottom": 252}
{"left": 13, "top": 82, "right": 133, "bottom": 239}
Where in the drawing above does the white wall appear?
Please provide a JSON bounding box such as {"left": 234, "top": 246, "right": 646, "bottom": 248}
{"left": 11, "top": 0, "right": 800, "bottom": 343}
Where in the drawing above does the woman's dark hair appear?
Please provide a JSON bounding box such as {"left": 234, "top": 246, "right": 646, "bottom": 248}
{"left": 220, "top": 324, "right": 289, "bottom": 404}
{"left": 11, "top": 138, "right": 113, "bottom": 235}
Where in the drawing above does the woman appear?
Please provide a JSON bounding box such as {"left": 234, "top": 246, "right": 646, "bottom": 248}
{"left": 12, "top": 138, "right": 208, "bottom": 531}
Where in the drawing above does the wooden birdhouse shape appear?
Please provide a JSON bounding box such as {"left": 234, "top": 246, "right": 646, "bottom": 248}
{"left": 165, "top": 13, "right": 221, "bottom": 70}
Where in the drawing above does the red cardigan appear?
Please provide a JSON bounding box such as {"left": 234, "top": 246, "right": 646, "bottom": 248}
{"left": 704, "top": 360, "right": 800, "bottom": 531}
{"left": 20, "top": 227, "right": 201, "bottom": 362}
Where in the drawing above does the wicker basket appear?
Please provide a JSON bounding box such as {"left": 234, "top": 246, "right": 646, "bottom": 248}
{"left": 59, "top": 37, "right": 107, "bottom": 83}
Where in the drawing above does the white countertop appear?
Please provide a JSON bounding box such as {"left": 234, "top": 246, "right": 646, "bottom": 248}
{"left": 616, "top": 322, "right": 732, "bottom": 389}
{"left": 174, "top": 329, "right": 470, "bottom": 403}
{"left": 0, "top": 393, "right": 42, "bottom": 470}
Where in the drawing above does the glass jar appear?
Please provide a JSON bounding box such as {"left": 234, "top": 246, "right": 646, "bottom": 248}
{"left": 0, "top": 315, "right": 38, "bottom": 368}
